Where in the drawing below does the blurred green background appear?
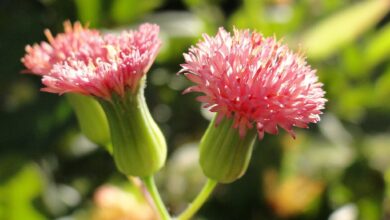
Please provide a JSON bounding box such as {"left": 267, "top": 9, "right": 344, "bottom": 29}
{"left": 1, "top": 0, "right": 390, "bottom": 219}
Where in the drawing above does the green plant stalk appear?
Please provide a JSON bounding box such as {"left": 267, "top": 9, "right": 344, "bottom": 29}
{"left": 142, "top": 176, "right": 171, "bottom": 220}
{"left": 177, "top": 179, "right": 218, "bottom": 220}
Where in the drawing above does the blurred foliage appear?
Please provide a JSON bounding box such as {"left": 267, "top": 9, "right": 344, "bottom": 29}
{"left": 1, "top": 0, "right": 390, "bottom": 219}
{"left": 301, "top": 0, "right": 389, "bottom": 60}
{"left": 0, "top": 163, "right": 45, "bottom": 220}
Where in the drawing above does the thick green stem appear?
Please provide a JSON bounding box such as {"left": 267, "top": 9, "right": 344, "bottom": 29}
{"left": 200, "top": 115, "right": 257, "bottom": 183}
{"left": 141, "top": 176, "right": 171, "bottom": 220}
{"left": 99, "top": 90, "right": 167, "bottom": 177}
{"left": 178, "top": 179, "right": 218, "bottom": 220}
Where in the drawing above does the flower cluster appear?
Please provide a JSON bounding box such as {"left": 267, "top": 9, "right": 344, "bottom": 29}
{"left": 21, "top": 21, "right": 328, "bottom": 219}
{"left": 22, "top": 22, "right": 161, "bottom": 100}
{"left": 180, "top": 27, "right": 326, "bottom": 139}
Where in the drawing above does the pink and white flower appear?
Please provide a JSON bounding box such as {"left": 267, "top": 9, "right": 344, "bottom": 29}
{"left": 22, "top": 22, "right": 161, "bottom": 100}
{"left": 22, "top": 21, "right": 105, "bottom": 75}
{"left": 180, "top": 27, "right": 326, "bottom": 139}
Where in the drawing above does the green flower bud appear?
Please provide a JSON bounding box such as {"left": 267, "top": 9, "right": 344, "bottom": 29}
{"left": 66, "top": 93, "right": 111, "bottom": 150}
{"left": 199, "top": 115, "right": 257, "bottom": 183}
{"left": 99, "top": 89, "right": 167, "bottom": 177}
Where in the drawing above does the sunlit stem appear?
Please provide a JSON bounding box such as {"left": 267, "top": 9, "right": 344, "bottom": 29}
{"left": 177, "top": 179, "right": 218, "bottom": 220}
{"left": 141, "top": 176, "right": 171, "bottom": 220}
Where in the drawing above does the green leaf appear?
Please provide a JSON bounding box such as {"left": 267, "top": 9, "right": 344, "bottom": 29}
{"left": 364, "top": 22, "right": 390, "bottom": 69}
{"left": 73, "top": 0, "right": 101, "bottom": 27}
{"left": 0, "top": 163, "right": 45, "bottom": 220}
{"left": 110, "top": 0, "right": 163, "bottom": 24}
{"left": 374, "top": 65, "right": 390, "bottom": 107}
{"left": 337, "top": 85, "right": 374, "bottom": 121}
{"left": 301, "top": 0, "right": 390, "bottom": 60}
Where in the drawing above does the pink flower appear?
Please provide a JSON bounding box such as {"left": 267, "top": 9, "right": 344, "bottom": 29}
{"left": 21, "top": 21, "right": 105, "bottom": 75}
{"left": 22, "top": 22, "right": 161, "bottom": 100}
{"left": 180, "top": 27, "right": 326, "bottom": 139}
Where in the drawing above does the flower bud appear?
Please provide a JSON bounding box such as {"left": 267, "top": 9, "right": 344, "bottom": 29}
{"left": 99, "top": 89, "right": 167, "bottom": 177}
{"left": 199, "top": 115, "right": 257, "bottom": 183}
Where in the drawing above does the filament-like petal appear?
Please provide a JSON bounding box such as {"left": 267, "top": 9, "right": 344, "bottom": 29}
{"left": 180, "top": 27, "right": 326, "bottom": 138}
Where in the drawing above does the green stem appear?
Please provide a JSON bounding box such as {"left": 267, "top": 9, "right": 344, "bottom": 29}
{"left": 141, "top": 176, "right": 171, "bottom": 220}
{"left": 178, "top": 179, "right": 218, "bottom": 220}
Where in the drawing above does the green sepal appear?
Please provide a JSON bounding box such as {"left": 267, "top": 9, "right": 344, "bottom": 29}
{"left": 66, "top": 93, "right": 111, "bottom": 150}
{"left": 200, "top": 115, "right": 257, "bottom": 183}
{"left": 99, "top": 90, "right": 167, "bottom": 177}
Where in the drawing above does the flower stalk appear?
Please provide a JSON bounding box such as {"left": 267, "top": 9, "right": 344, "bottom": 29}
{"left": 141, "top": 176, "right": 171, "bottom": 220}
{"left": 178, "top": 179, "right": 217, "bottom": 220}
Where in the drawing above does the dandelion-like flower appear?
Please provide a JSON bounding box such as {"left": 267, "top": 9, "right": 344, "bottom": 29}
{"left": 21, "top": 22, "right": 166, "bottom": 177}
{"left": 180, "top": 27, "right": 326, "bottom": 139}
{"left": 21, "top": 21, "right": 105, "bottom": 75}
{"left": 22, "top": 21, "right": 160, "bottom": 100}
{"left": 21, "top": 21, "right": 112, "bottom": 145}
{"left": 41, "top": 24, "right": 161, "bottom": 100}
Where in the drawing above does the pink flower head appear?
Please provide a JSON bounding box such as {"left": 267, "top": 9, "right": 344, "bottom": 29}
{"left": 180, "top": 27, "right": 326, "bottom": 139}
{"left": 21, "top": 21, "right": 105, "bottom": 75}
{"left": 22, "top": 22, "right": 161, "bottom": 100}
